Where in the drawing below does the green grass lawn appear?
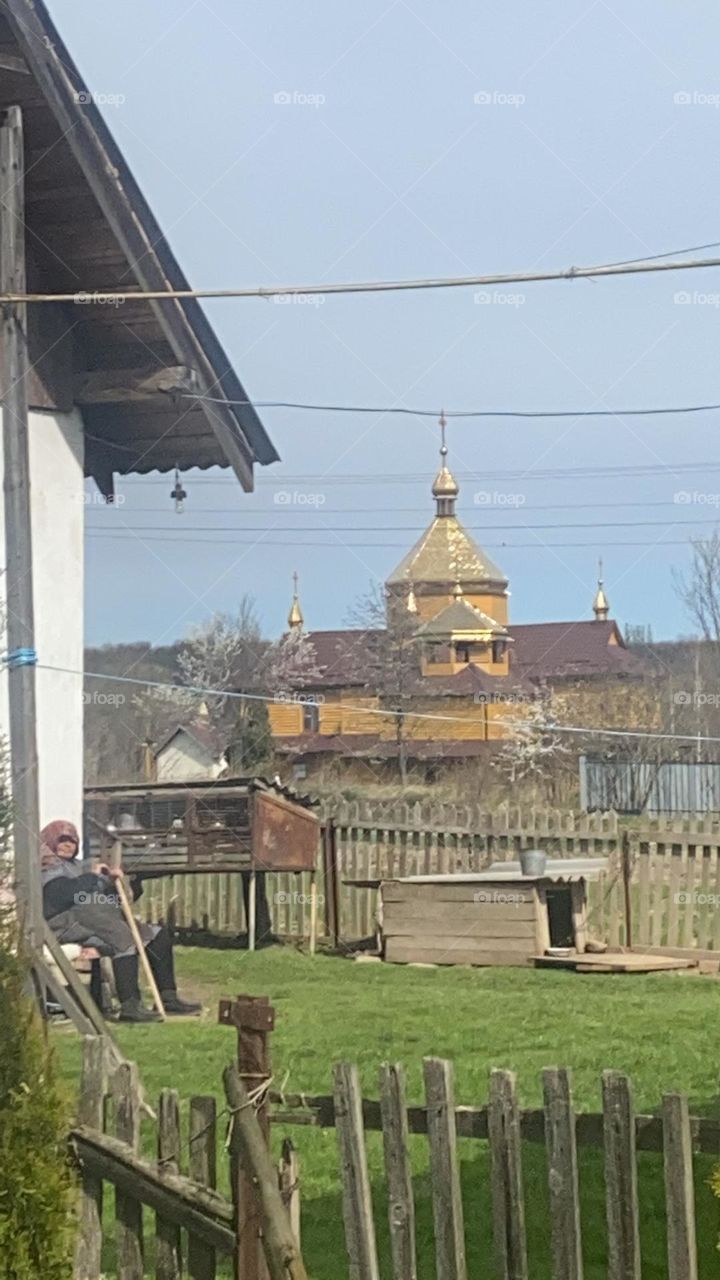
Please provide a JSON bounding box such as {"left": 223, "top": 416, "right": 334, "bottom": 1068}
{"left": 55, "top": 947, "right": 720, "bottom": 1278}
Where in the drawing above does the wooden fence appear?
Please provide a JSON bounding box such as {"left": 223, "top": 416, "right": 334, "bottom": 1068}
{"left": 135, "top": 802, "right": 720, "bottom": 956}
{"left": 277, "top": 1057, "right": 712, "bottom": 1280}
{"left": 71, "top": 1037, "right": 305, "bottom": 1280}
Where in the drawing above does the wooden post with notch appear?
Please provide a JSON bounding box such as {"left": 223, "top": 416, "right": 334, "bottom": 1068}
{"left": 0, "top": 104, "right": 43, "bottom": 947}
{"left": 219, "top": 994, "right": 275, "bottom": 1280}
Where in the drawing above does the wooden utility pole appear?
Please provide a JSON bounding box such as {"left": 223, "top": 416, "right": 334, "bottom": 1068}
{"left": 0, "top": 104, "right": 42, "bottom": 946}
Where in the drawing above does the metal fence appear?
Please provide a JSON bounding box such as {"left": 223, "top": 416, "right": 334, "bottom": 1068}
{"left": 580, "top": 756, "right": 720, "bottom": 814}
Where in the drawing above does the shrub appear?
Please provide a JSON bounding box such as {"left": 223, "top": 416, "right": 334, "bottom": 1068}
{"left": 0, "top": 920, "right": 75, "bottom": 1279}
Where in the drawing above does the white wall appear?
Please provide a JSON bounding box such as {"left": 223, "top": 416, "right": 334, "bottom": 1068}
{"left": 0, "top": 407, "right": 85, "bottom": 836}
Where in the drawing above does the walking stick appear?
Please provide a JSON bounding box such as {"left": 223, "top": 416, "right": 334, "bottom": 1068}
{"left": 115, "top": 875, "right": 166, "bottom": 1020}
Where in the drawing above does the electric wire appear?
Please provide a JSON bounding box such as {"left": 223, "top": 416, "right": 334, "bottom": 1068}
{"left": 40, "top": 662, "right": 720, "bottom": 746}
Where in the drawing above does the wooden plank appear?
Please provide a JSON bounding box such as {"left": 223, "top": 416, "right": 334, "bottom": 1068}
{"left": 385, "top": 934, "right": 536, "bottom": 955}
{"left": 696, "top": 849, "right": 713, "bottom": 950}
{"left": 332, "top": 1062, "right": 379, "bottom": 1280}
{"left": 382, "top": 902, "right": 537, "bottom": 927}
{"left": 680, "top": 848, "right": 697, "bottom": 949}
{"left": 636, "top": 846, "right": 651, "bottom": 948}
{"left": 385, "top": 941, "right": 534, "bottom": 967}
{"left": 667, "top": 848, "right": 683, "bottom": 947}
{"left": 156, "top": 1089, "right": 182, "bottom": 1280}
{"left": 602, "top": 1071, "right": 641, "bottom": 1280}
{"left": 650, "top": 844, "right": 666, "bottom": 949}
{"left": 75, "top": 364, "right": 197, "bottom": 403}
{"left": 278, "top": 1139, "right": 301, "bottom": 1247}
{"left": 662, "top": 1094, "right": 698, "bottom": 1280}
{"left": 423, "top": 1057, "right": 467, "bottom": 1280}
{"left": 383, "top": 915, "right": 537, "bottom": 940}
{"left": 379, "top": 1064, "right": 416, "bottom": 1280}
{"left": 72, "top": 1127, "right": 235, "bottom": 1254}
{"left": 113, "top": 1062, "right": 144, "bottom": 1280}
{"left": 382, "top": 881, "right": 540, "bottom": 904}
{"left": 542, "top": 1068, "right": 583, "bottom": 1280}
{"left": 188, "top": 1096, "right": 217, "bottom": 1280}
{"left": 488, "top": 1070, "right": 528, "bottom": 1280}
{"left": 74, "top": 1038, "right": 108, "bottom": 1280}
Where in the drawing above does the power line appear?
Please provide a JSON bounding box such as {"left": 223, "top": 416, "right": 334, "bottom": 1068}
{"left": 85, "top": 533, "right": 697, "bottom": 550}
{"left": 40, "top": 661, "right": 720, "bottom": 747}
{"left": 8, "top": 246, "right": 720, "bottom": 304}
{"left": 180, "top": 394, "right": 720, "bottom": 420}
{"left": 83, "top": 518, "right": 720, "bottom": 533}
{"left": 82, "top": 499, "right": 715, "bottom": 515}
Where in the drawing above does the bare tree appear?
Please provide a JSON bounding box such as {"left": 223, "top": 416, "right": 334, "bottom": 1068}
{"left": 494, "top": 690, "right": 573, "bottom": 802}
{"left": 344, "top": 583, "right": 422, "bottom": 784}
{"left": 675, "top": 532, "right": 720, "bottom": 646}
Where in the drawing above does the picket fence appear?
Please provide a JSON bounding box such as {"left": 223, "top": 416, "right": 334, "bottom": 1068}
{"left": 136, "top": 802, "right": 720, "bottom": 956}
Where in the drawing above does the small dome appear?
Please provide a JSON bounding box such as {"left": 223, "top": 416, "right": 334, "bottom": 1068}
{"left": 432, "top": 464, "right": 459, "bottom": 499}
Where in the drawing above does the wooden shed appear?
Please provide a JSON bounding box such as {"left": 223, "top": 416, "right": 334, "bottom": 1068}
{"left": 381, "top": 859, "right": 607, "bottom": 967}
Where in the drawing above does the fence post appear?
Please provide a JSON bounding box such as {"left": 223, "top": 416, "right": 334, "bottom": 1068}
{"left": 74, "top": 1037, "right": 108, "bottom": 1280}
{"left": 379, "top": 1063, "right": 416, "bottom": 1280}
{"left": 488, "top": 1070, "right": 528, "bottom": 1280}
{"left": 542, "top": 1068, "right": 583, "bottom": 1280}
{"left": 602, "top": 1071, "right": 641, "bottom": 1280}
{"left": 333, "top": 1061, "right": 380, "bottom": 1280}
{"left": 156, "top": 1088, "right": 182, "bottom": 1280}
{"left": 662, "top": 1093, "right": 698, "bottom": 1280}
{"left": 423, "top": 1057, "right": 467, "bottom": 1280}
{"left": 278, "top": 1139, "right": 301, "bottom": 1247}
{"left": 218, "top": 995, "right": 275, "bottom": 1280}
{"left": 322, "top": 819, "right": 340, "bottom": 945}
{"left": 189, "top": 1096, "right": 218, "bottom": 1280}
{"left": 224, "top": 1064, "right": 308, "bottom": 1280}
{"left": 113, "top": 1061, "right": 144, "bottom": 1280}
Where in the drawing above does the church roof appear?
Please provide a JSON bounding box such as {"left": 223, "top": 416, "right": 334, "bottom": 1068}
{"left": 386, "top": 516, "right": 508, "bottom": 589}
{"left": 417, "top": 598, "right": 509, "bottom": 637}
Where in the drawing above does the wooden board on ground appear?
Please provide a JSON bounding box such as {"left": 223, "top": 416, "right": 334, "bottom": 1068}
{"left": 534, "top": 952, "right": 698, "bottom": 974}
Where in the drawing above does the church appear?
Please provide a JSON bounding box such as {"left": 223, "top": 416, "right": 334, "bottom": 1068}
{"left": 267, "top": 419, "right": 648, "bottom": 776}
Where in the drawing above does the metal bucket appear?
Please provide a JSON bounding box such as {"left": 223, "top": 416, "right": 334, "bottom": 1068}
{"left": 519, "top": 848, "right": 547, "bottom": 877}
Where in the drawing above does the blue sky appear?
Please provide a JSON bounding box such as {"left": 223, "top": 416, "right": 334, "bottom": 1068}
{"left": 50, "top": 0, "right": 720, "bottom": 646}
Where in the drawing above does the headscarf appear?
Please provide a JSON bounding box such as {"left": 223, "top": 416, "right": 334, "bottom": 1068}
{"left": 40, "top": 820, "right": 80, "bottom": 869}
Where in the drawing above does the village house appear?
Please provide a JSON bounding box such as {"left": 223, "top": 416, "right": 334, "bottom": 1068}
{"left": 0, "top": 0, "right": 278, "bottom": 830}
{"left": 267, "top": 419, "right": 651, "bottom": 778}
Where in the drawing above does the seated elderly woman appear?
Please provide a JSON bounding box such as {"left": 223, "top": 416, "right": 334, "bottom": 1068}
{"left": 41, "top": 820, "right": 200, "bottom": 1023}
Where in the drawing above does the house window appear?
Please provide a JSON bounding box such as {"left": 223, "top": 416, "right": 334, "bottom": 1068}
{"left": 303, "top": 701, "right": 320, "bottom": 733}
{"left": 456, "top": 644, "right": 471, "bottom": 664}
{"left": 492, "top": 639, "right": 505, "bottom": 663}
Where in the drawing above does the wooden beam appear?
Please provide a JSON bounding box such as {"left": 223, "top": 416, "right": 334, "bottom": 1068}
{"left": 74, "top": 364, "right": 198, "bottom": 404}
{"left": 0, "top": 50, "right": 30, "bottom": 74}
